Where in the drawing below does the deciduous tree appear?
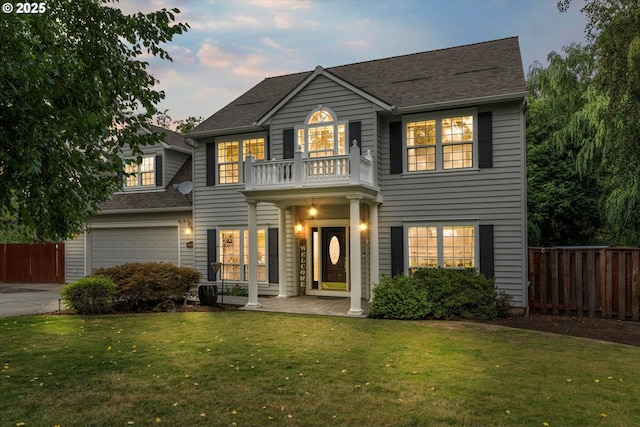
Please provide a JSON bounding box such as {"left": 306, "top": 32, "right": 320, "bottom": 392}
{"left": 0, "top": 0, "right": 188, "bottom": 241}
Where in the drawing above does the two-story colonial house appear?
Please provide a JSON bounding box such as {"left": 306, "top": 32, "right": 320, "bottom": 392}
{"left": 65, "top": 126, "right": 194, "bottom": 280}
{"left": 188, "top": 37, "right": 528, "bottom": 315}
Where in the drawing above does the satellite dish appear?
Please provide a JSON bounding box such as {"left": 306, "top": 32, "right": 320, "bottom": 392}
{"left": 174, "top": 181, "right": 193, "bottom": 195}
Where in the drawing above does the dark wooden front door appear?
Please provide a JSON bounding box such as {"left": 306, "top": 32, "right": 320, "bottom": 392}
{"left": 322, "top": 227, "right": 346, "bottom": 285}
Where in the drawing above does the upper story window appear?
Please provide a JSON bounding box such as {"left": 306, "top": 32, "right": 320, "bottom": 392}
{"left": 124, "top": 156, "right": 155, "bottom": 188}
{"left": 217, "top": 137, "right": 265, "bottom": 184}
{"left": 296, "top": 106, "right": 346, "bottom": 157}
{"left": 405, "top": 111, "right": 475, "bottom": 172}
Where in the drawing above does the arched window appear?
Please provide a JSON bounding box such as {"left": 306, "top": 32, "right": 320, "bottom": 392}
{"left": 296, "top": 106, "right": 346, "bottom": 157}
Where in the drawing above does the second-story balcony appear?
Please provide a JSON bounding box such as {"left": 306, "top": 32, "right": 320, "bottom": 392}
{"left": 245, "top": 144, "right": 376, "bottom": 190}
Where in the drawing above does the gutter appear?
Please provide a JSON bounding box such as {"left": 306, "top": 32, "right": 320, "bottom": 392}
{"left": 97, "top": 206, "right": 193, "bottom": 215}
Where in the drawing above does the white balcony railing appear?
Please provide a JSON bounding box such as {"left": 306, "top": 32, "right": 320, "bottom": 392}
{"left": 245, "top": 143, "right": 375, "bottom": 190}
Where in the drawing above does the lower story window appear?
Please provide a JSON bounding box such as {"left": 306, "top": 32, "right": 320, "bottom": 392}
{"left": 219, "top": 228, "right": 266, "bottom": 282}
{"left": 408, "top": 224, "right": 475, "bottom": 273}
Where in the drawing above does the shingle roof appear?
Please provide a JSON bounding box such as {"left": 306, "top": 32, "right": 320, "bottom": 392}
{"left": 149, "top": 124, "right": 192, "bottom": 150}
{"left": 100, "top": 157, "right": 192, "bottom": 211}
{"left": 193, "top": 37, "right": 526, "bottom": 135}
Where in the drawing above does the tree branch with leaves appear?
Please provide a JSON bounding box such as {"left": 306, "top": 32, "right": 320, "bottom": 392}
{"left": 0, "top": 0, "right": 188, "bottom": 241}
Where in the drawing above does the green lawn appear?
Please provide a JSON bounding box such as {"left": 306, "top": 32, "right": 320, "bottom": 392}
{"left": 1, "top": 312, "right": 639, "bottom": 426}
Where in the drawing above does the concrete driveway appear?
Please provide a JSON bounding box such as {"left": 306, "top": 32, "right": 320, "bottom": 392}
{"left": 0, "top": 283, "right": 63, "bottom": 317}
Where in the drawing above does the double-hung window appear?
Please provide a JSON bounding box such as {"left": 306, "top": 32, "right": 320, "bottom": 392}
{"left": 217, "top": 136, "right": 265, "bottom": 184}
{"left": 124, "top": 156, "right": 155, "bottom": 188}
{"left": 219, "top": 228, "right": 266, "bottom": 282}
{"left": 296, "top": 107, "right": 346, "bottom": 157}
{"left": 405, "top": 110, "right": 476, "bottom": 172}
{"left": 407, "top": 224, "right": 477, "bottom": 274}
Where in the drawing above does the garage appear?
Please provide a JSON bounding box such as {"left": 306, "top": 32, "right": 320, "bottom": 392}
{"left": 90, "top": 227, "right": 179, "bottom": 271}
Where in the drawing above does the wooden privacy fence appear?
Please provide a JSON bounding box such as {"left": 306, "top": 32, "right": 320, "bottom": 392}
{"left": 0, "top": 243, "right": 65, "bottom": 284}
{"left": 528, "top": 247, "right": 640, "bottom": 321}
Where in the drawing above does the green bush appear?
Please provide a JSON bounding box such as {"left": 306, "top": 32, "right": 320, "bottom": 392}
{"left": 369, "top": 275, "right": 431, "bottom": 320}
{"left": 413, "top": 268, "right": 497, "bottom": 320}
{"left": 61, "top": 275, "right": 116, "bottom": 315}
{"left": 92, "top": 262, "right": 201, "bottom": 311}
{"left": 370, "top": 268, "right": 499, "bottom": 320}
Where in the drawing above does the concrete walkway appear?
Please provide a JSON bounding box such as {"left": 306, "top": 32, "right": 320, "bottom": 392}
{"left": 0, "top": 283, "right": 370, "bottom": 318}
{"left": 0, "top": 283, "right": 63, "bottom": 317}
{"left": 221, "top": 295, "right": 371, "bottom": 317}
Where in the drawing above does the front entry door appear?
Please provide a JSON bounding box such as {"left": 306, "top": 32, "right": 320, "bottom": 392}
{"left": 321, "top": 227, "right": 347, "bottom": 291}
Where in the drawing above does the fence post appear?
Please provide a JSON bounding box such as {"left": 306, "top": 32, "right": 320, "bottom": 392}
{"left": 618, "top": 252, "right": 627, "bottom": 321}
{"left": 632, "top": 250, "right": 640, "bottom": 322}
{"left": 540, "top": 251, "right": 548, "bottom": 314}
{"left": 563, "top": 249, "right": 572, "bottom": 316}
{"left": 551, "top": 249, "right": 559, "bottom": 315}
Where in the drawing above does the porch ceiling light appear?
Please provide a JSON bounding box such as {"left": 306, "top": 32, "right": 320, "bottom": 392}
{"left": 309, "top": 203, "right": 318, "bottom": 218}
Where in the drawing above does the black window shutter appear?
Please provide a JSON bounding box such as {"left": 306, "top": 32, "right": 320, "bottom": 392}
{"left": 206, "top": 142, "right": 216, "bottom": 186}
{"left": 155, "top": 155, "right": 163, "bottom": 187}
{"left": 349, "top": 121, "right": 361, "bottom": 150}
{"left": 479, "top": 224, "right": 494, "bottom": 278}
{"left": 390, "top": 226, "right": 404, "bottom": 276}
{"left": 207, "top": 229, "right": 217, "bottom": 281}
{"left": 478, "top": 111, "right": 493, "bottom": 168}
{"left": 389, "top": 122, "right": 403, "bottom": 174}
{"left": 268, "top": 228, "right": 278, "bottom": 283}
{"left": 283, "top": 128, "right": 294, "bottom": 159}
{"left": 266, "top": 133, "right": 271, "bottom": 160}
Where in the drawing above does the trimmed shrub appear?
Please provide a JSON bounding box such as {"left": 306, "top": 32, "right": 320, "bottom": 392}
{"left": 61, "top": 275, "right": 116, "bottom": 315}
{"left": 370, "top": 268, "right": 499, "bottom": 320}
{"left": 369, "top": 275, "right": 432, "bottom": 320}
{"left": 93, "top": 262, "right": 201, "bottom": 311}
{"left": 413, "top": 268, "right": 497, "bottom": 320}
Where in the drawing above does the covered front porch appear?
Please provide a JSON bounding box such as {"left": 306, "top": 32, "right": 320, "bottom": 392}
{"left": 241, "top": 144, "right": 381, "bottom": 316}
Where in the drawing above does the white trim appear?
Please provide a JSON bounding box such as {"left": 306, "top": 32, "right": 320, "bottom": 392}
{"left": 395, "top": 92, "right": 527, "bottom": 115}
{"left": 188, "top": 125, "right": 263, "bottom": 139}
{"left": 256, "top": 67, "right": 394, "bottom": 127}
{"left": 89, "top": 221, "right": 180, "bottom": 229}
{"left": 97, "top": 207, "right": 192, "bottom": 215}
{"left": 304, "top": 219, "right": 352, "bottom": 298}
{"left": 404, "top": 221, "right": 480, "bottom": 272}
{"left": 402, "top": 107, "right": 478, "bottom": 174}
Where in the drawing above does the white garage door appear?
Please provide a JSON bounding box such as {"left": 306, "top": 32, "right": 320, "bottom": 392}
{"left": 91, "top": 227, "right": 179, "bottom": 270}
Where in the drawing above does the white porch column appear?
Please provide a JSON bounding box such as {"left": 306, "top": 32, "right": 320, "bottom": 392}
{"left": 245, "top": 200, "right": 261, "bottom": 308}
{"left": 369, "top": 202, "right": 380, "bottom": 301}
{"left": 348, "top": 197, "right": 363, "bottom": 315}
{"left": 277, "top": 206, "right": 288, "bottom": 297}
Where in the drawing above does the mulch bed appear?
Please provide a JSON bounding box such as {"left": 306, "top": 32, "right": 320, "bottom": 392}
{"left": 480, "top": 314, "right": 640, "bottom": 347}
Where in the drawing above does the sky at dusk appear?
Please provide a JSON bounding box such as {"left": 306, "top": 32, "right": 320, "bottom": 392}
{"left": 116, "top": 0, "right": 589, "bottom": 125}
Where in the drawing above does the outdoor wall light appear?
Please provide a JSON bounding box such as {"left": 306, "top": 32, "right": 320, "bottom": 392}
{"left": 295, "top": 221, "right": 304, "bottom": 234}
{"left": 179, "top": 219, "right": 193, "bottom": 235}
{"left": 360, "top": 221, "right": 367, "bottom": 232}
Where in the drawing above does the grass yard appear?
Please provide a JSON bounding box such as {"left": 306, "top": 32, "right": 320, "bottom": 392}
{"left": 1, "top": 312, "right": 640, "bottom": 426}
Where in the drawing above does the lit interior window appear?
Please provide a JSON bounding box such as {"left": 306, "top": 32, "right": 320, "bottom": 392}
{"left": 443, "top": 226, "right": 475, "bottom": 268}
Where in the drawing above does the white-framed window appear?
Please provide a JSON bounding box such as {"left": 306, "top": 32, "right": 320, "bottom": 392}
{"left": 296, "top": 106, "right": 347, "bottom": 157}
{"left": 217, "top": 136, "right": 266, "bottom": 184}
{"left": 407, "top": 223, "right": 477, "bottom": 274}
{"left": 124, "top": 156, "right": 155, "bottom": 188}
{"left": 219, "top": 228, "right": 266, "bottom": 282}
{"left": 405, "top": 110, "right": 476, "bottom": 172}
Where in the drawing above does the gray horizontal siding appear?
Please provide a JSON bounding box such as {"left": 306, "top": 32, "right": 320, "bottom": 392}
{"left": 164, "top": 151, "right": 190, "bottom": 184}
{"left": 65, "top": 234, "right": 85, "bottom": 282}
{"left": 378, "top": 102, "right": 527, "bottom": 306}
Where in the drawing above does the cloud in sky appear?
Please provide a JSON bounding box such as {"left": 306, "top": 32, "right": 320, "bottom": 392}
{"left": 122, "top": 0, "right": 588, "bottom": 122}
